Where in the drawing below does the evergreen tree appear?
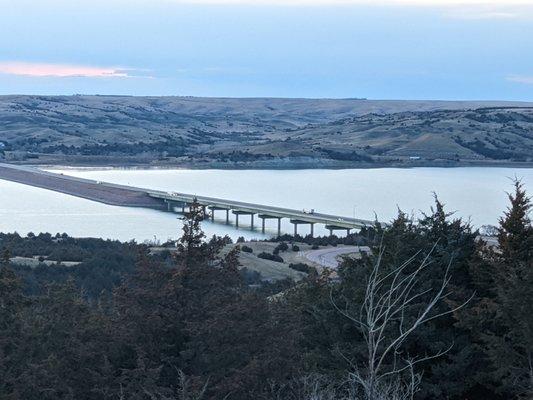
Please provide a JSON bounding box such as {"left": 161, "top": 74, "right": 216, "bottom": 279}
{"left": 486, "top": 181, "right": 533, "bottom": 398}
{"left": 1, "top": 247, "right": 10, "bottom": 266}
{"left": 290, "top": 197, "right": 486, "bottom": 399}
{"left": 175, "top": 199, "right": 210, "bottom": 269}
{"left": 0, "top": 258, "right": 27, "bottom": 397}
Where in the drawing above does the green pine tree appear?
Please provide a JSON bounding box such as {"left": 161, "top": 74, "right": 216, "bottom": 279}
{"left": 486, "top": 181, "right": 533, "bottom": 398}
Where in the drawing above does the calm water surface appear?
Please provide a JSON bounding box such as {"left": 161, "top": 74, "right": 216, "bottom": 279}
{"left": 1, "top": 167, "right": 532, "bottom": 242}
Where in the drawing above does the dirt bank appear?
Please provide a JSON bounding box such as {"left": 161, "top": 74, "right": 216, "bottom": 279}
{"left": 0, "top": 163, "right": 165, "bottom": 209}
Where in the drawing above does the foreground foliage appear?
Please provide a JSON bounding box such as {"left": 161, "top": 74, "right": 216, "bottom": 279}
{"left": 0, "top": 184, "right": 532, "bottom": 399}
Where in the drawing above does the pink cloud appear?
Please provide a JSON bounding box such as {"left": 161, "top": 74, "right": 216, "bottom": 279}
{"left": 0, "top": 61, "right": 131, "bottom": 78}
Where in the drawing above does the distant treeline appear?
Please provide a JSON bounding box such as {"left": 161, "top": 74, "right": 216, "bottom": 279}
{"left": 0, "top": 182, "right": 531, "bottom": 400}
{"left": 43, "top": 140, "right": 186, "bottom": 157}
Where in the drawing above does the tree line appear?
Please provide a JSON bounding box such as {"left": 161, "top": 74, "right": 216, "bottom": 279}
{"left": 0, "top": 182, "right": 531, "bottom": 399}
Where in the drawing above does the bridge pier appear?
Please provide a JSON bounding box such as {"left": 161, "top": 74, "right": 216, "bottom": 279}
{"left": 325, "top": 225, "right": 353, "bottom": 237}
{"left": 290, "top": 219, "right": 315, "bottom": 238}
{"left": 232, "top": 210, "right": 255, "bottom": 229}
{"left": 208, "top": 206, "right": 231, "bottom": 223}
{"left": 259, "top": 214, "right": 284, "bottom": 236}
{"left": 165, "top": 200, "right": 188, "bottom": 213}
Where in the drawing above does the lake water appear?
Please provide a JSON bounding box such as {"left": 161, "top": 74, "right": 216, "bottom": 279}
{"left": 1, "top": 167, "right": 532, "bottom": 242}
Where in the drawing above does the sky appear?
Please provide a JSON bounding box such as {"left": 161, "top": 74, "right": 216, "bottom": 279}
{"left": 0, "top": 0, "right": 532, "bottom": 100}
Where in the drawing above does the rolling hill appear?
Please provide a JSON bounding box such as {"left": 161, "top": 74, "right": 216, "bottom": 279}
{"left": 0, "top": 95, "right": 532, "bottom": 168}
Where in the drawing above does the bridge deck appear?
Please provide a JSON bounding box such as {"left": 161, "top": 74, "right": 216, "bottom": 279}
{"left": 0, "top": 163, "right": 382, "bottom": 231}
{"left": 151, "top": 192, "right": 377, "bottom": 229}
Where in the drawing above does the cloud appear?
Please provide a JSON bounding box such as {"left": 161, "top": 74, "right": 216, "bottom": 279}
{"left": 507, "top": 75, "right": 533, "bottom": 85}
{"left": 0, "top": 61, "right": 134, "bottom": 78}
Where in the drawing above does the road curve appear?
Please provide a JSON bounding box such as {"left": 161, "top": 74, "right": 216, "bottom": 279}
{"left": 302, "top": 246, "right": 370, "bottom": 269}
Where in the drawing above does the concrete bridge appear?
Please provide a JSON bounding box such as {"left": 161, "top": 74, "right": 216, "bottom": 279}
{"left": 0, "top": 163, "right": 382, "bottom": 237}
{"left": 150, "top": 192, "right": 377, "bottom": 237}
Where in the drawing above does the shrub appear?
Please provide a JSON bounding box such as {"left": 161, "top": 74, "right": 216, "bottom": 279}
{"left": 236, "top": 236, "right": 246, "bottom": 243}
{"left": 239, "top": 267, "right": 262, "bottom": 284}
{"left": 289, "top": 263, "right": 315, "bottom": 274}
{"left": 257, "top": 252, "right": 284, "bottom": 263}
{"left": 275, "top": 242, "right": 289, "bottom": 253}
{"left": 241, "top": 245, "right": 253, "bottom": 253}
{"left": 292, "top": 245, "right": 300, "bottom": 252}
{"left": 311, "top": 244, "right": 319, "bottom": 250}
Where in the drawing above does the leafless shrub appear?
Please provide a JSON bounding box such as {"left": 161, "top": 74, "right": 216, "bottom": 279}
{"left": 330, "top": 245, "right": 471, "bottom": 400}
{"left": 139, "top": 370, "right": 209, "bottom": 400}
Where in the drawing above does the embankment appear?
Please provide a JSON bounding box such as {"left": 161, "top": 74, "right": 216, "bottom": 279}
{"left": 0, "top": 163, "right": 165, "bottom": 209}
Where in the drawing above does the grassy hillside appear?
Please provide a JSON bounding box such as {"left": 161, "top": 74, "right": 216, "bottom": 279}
{"left": 0, "top": 95, "right": 532, "bottom": 167}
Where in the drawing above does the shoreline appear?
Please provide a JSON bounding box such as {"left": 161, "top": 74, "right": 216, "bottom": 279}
{"left": 2, "top": 155, "right": 531, "bottom": 171}
{"left": 28, "top": 160, "right": 533, "bottom": 171}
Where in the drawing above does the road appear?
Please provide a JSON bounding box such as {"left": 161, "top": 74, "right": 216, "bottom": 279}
{"left": 0, "top": 163, "right": 164, "bottom": 209}
{"left": 151, "top": 192, "right": 378, "bottom": 229}
{"left": 302, "top": 246, "right": 370, "bottom": 269}
{"left": 0, "top": 162, "right": 383, "bottom": 230}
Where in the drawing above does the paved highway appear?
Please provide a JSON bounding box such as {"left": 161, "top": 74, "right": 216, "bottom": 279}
{"left": 302, "top": 246, "right": 370, "bottom": 269}
{"left": 150, "top": 192, "right": 379, "bottom": 230}
{"left": 0, "top": 163, "right": 385, "bottom": 233}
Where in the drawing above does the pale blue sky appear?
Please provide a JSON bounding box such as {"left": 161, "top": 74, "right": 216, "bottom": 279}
{"left": 0, "top": 0, "right": 532, "bottom": 100}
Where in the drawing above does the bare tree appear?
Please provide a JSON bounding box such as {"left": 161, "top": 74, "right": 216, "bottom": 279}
{"left": 266, "top": 374, "right": 340, "bottom": 400}
{"left": 138, "top": 370, "right": 209, "bottom": 400}
{"left": 331, "top": 245, "right": 471, "bottom": 400}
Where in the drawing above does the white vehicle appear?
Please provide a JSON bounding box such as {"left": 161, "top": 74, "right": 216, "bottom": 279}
{"left": 303, "top": 208, "right": 315, "bottom": 214}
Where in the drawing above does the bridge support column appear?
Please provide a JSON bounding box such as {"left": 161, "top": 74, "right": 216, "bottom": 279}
{"left": 326, "top": 225, "right": 353, "bottom": 237}
{"left": 208, "top": 206, "right": 232, "bottom": 223}
{"left": 182, "top": 204, "right": 185, "bottom": 213}
{"left": 291, "top": 219, "right": 315, "bottom": 238}
{"left": 232, "top": 211, "right": 255, "bottom": 230}
{"left": 258, "top": 214, "right": 283, "bottom": 236}
{"left": 167, "top": 201, "right": 173, "bottom": 212}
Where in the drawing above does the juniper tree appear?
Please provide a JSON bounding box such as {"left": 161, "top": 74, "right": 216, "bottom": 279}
{"left": 486, "top": 181, "right": 533, "bottom": 398}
